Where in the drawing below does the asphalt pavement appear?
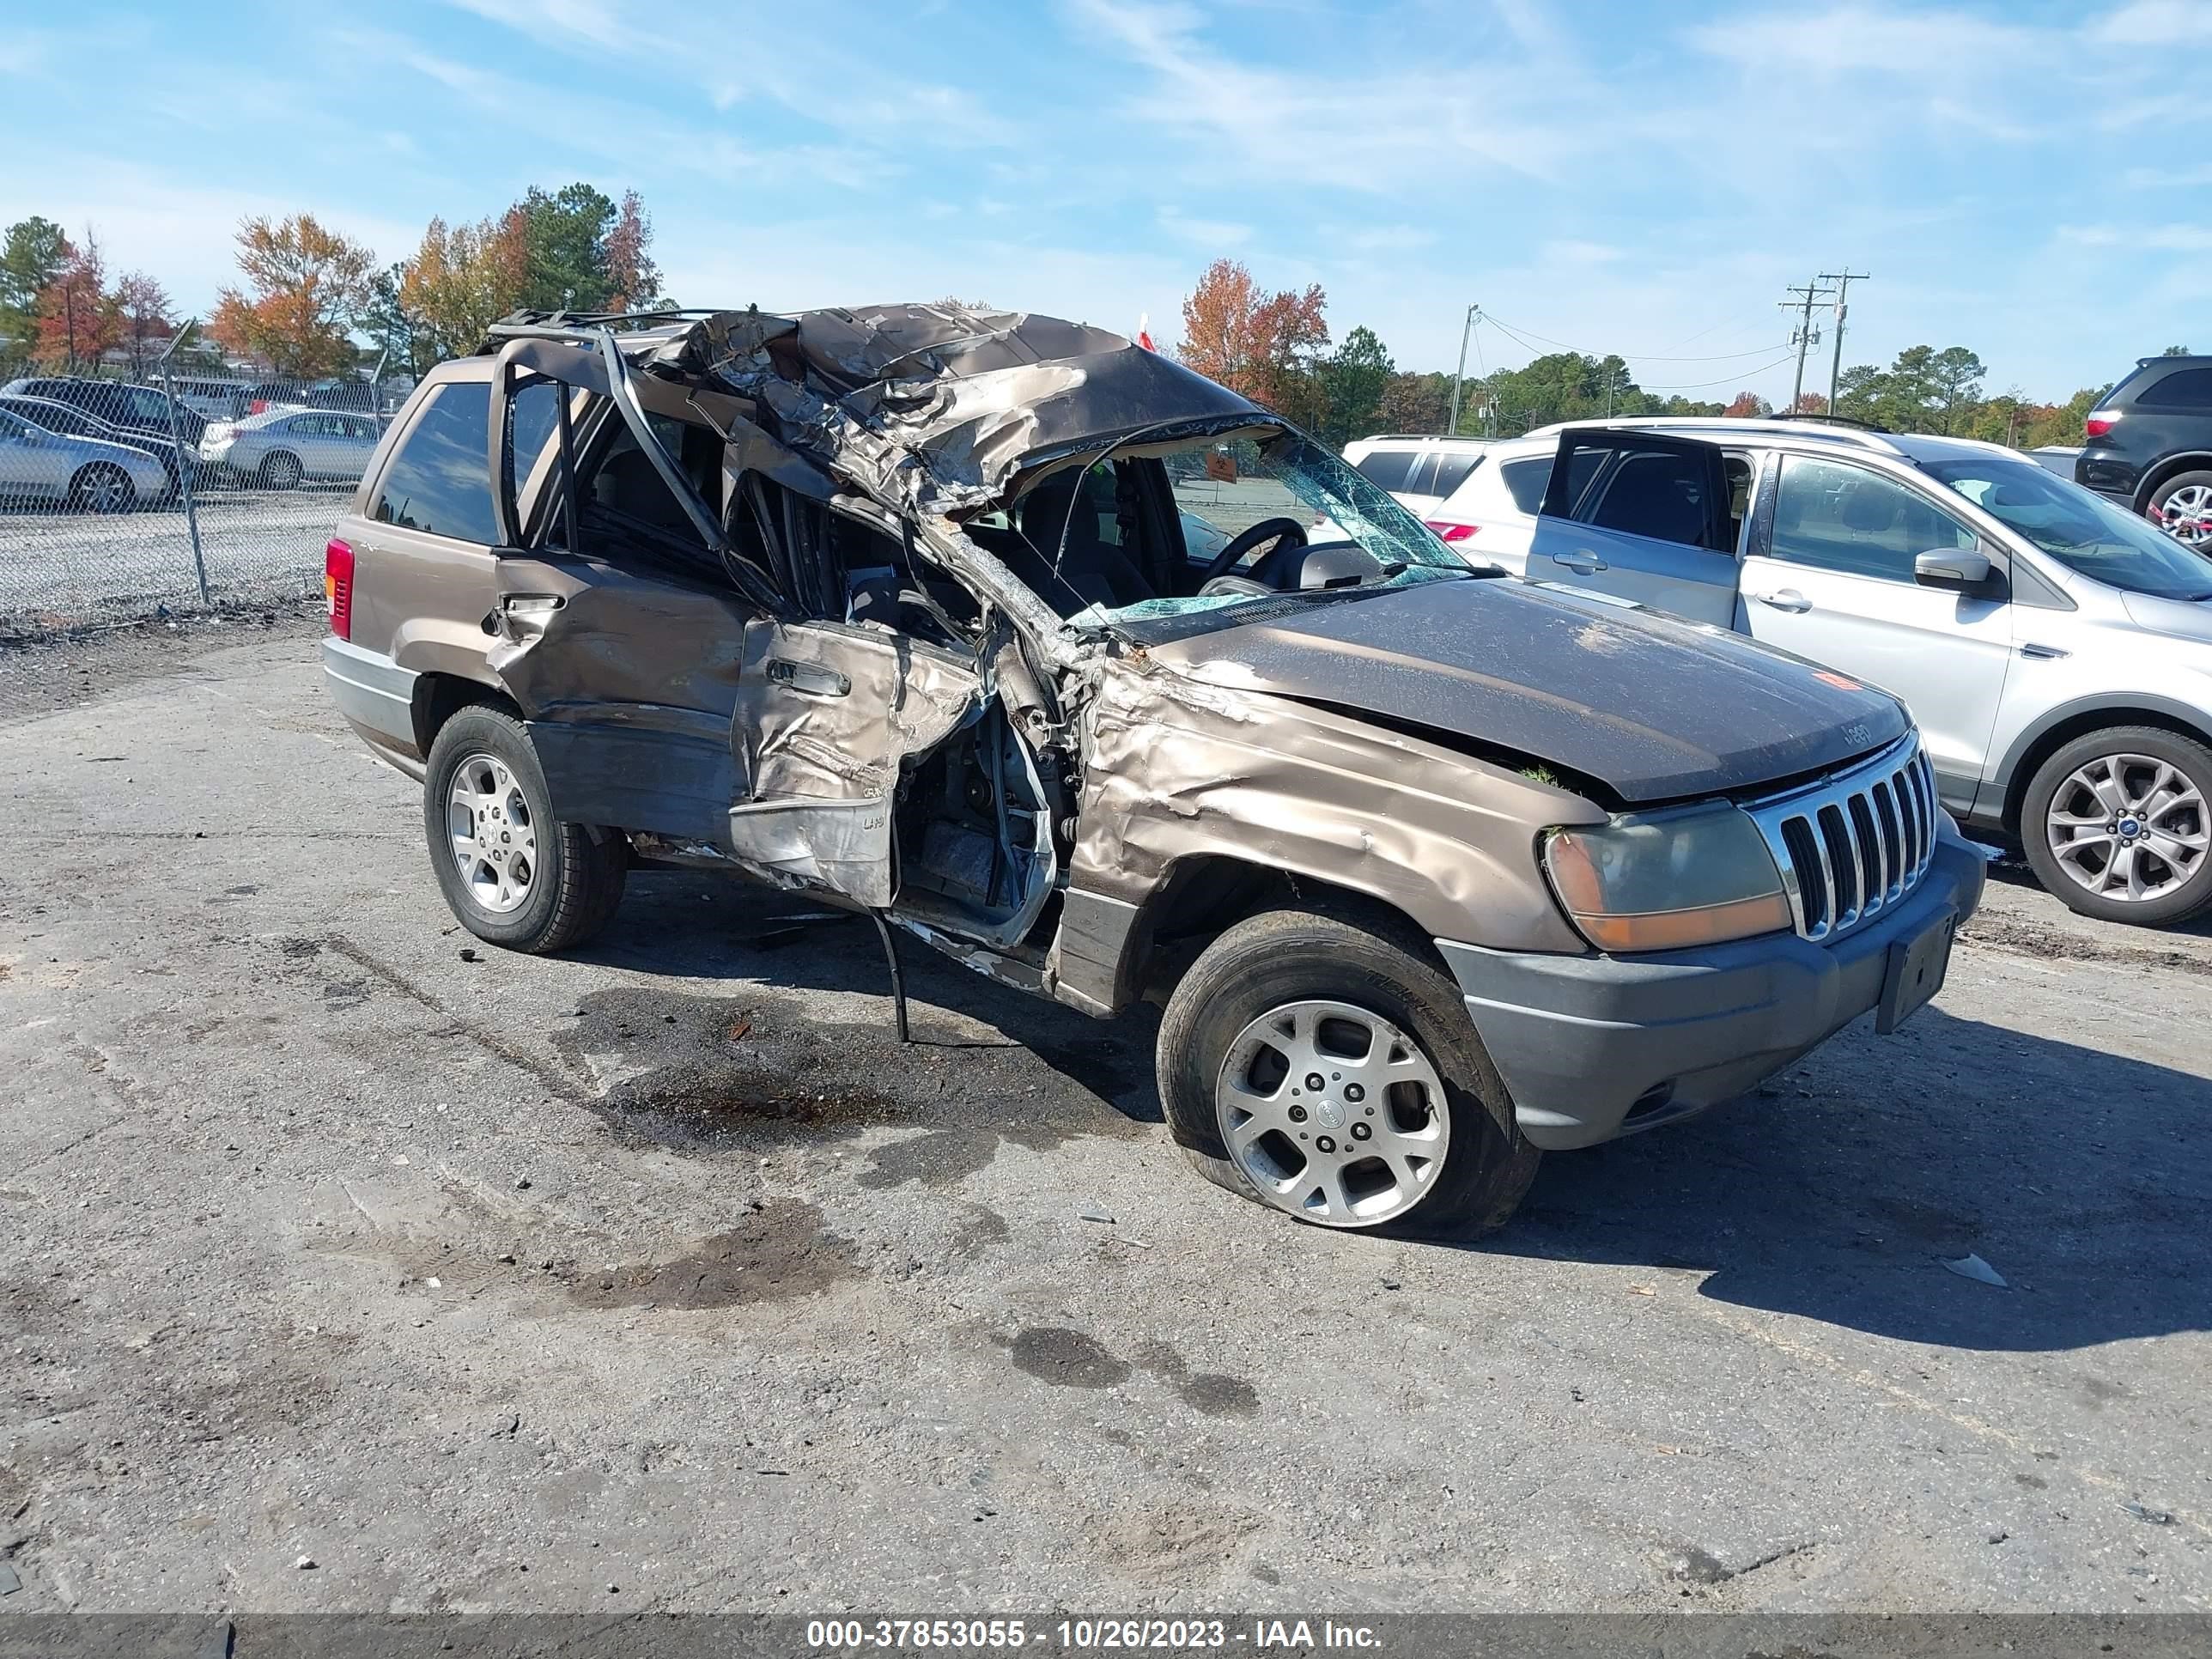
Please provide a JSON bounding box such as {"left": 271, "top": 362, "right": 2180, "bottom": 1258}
{"left": 0, "top": 620, "right": 2206, "bottom": 1614}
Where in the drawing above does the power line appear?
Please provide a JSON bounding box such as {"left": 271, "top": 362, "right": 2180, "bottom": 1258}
{"left": 1477, "top": 313, "right": 1790, "bottom": 362}
{"left": 1478, "top": 316, "right": 1795, "bottom": 395}
{"left": 1636, "top": 352, "right": 1800, "bottom": 392}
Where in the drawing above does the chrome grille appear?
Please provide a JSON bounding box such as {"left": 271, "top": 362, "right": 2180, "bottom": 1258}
{"left": 1744, "top": 735, "right": 1938, "bottom": 941}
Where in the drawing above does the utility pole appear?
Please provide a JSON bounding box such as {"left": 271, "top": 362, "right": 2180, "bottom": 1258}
{"left": 1446, "top": 302, "right": 1480, "bottom": 435}
{"left": 1780, "top": 279, "right": 1832, "bottom": 415}
{"left": 1818, "top": 269, "right": 1869, "bottom": 415}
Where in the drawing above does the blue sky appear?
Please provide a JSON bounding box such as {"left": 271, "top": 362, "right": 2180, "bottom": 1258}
{"left": 7, "top": 0, "right": 2208, "bottom": 403}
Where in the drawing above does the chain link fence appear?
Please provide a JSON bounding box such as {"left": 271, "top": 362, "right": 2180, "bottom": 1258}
{"left": 0, "top": 355, "right": 412, "bottom": 636}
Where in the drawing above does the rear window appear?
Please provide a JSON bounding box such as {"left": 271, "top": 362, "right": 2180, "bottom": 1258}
{"left": 1351, "top": 448, "right": 1419, "bottom": 492}
{"left": 1427, "top": 451, "right": 1484, "bottom": 499}
{"left": 2138, "top": 367, "right": 2212, "bottom": 410}
{"left": 373, "top": 382, "right": 499, "bottom": 544}
{"left": 1500, "top": 458, "right": 1551, "bottom": 515}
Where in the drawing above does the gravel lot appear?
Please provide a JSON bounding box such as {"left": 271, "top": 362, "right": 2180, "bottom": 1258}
{"left": 1, "top": 622, "right": 2207, "bottom": 1615}
{"left": 0, "top": 489, "right": 340, "bottom": 629}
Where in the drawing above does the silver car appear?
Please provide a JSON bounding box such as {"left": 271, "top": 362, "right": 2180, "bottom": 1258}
{"left": 200, "top": 408, "right": 382, "bottom": 489}
{"left": 0, "top": 406, "right": 171, "bottom": 513}
{"left": 1492, "top": 416, "right": 2212, "bottom": 926}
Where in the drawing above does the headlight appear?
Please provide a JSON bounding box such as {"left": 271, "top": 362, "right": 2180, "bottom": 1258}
{"left": 1543, "top": 805, "right": 1793, "bottom": 952}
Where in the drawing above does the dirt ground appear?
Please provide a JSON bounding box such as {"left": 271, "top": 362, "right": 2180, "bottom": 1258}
{"left": 0, "top": 621, "right": 2206, "bottom": 1614}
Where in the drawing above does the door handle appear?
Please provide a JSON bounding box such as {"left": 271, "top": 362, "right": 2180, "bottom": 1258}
{"left": 1553, "top": 552, "right": 1609, "bottom": 574}
{"left": 768, "top": 658, "right": 852, "bottom": 697}
{"left": 1752, "top": 588, "right": 1811, "bottom": 613}
{"left": 2020, "top": 641, "right": 2069, "bottom": 660}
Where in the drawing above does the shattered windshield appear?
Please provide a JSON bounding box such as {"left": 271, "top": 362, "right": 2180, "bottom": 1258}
{"left": 1006, "top": 425, "right": 1480, "bottom": 632}
{"left": 1924, "top": 458, "right": 2212, "bottom": 601}
{"left": 1168, "top": 430, "right": 1463, "bottom": 574}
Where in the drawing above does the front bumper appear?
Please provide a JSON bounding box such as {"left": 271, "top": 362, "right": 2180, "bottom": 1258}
{"left": 1436, "top": 828, "right": 1985, "bottom": 1151}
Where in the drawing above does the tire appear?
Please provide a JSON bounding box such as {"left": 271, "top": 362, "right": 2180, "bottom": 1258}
{"left": 422, "top": 705, "right": 628, "bottom": 953}
{"left": 1157, "top": 904, "right": 1540, "bottom": 1237}
{"left": 2020, "top": 725, "right": 2212, "bottom": 927}
{"left": 2146, "top": 469, "right": 2212, "bottom": 550}
{"left": 258, "top": 450, "right": 303, "bottom": 490}
{"left": 67, "top": 462, "right": 135, "bottom": 514}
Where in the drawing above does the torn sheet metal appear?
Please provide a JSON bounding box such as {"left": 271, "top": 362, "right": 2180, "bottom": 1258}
{"left": 724, "top": 617, "right": 980, "bottom": 908}
{"left": 1052, "top": 651, "right": 1608, "bottom": 1007}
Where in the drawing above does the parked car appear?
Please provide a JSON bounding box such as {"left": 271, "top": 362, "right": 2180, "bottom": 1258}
{"left": 0, "top": 393, "right": 185, "bottom": 497}
{"left": 0, "top": 405, "right": 171, "bottom": 512}
{"left": 1343, "top": 434, "right": 1490, "bottom": 520}
{"left": 321, "top": 305, "right": 1981, "bottom": 1237}
{"left": 201, "top": 408, "right": 382, "bottom": 489}
{"left": 1413, "top": 431, "right": 1563, "bottom": 567}
{"left": 0, "top": 375, "right": 207, "bottom": 447}
{"left": 169, "top": 378, "right": 256, "bottom": 422}
{"left": 2075, "top": 356, "right": 2212, "bottom": 548}
{"left": 1500, "top": 416, "right": 2212, "bottom": 926}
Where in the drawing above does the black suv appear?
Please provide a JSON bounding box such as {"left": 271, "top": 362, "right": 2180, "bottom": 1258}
{"left": 2075, "top": 355, "right": 2212, "bottom": 548}
{"left": 0, "top": 375, "right": 207, "bottom": 447}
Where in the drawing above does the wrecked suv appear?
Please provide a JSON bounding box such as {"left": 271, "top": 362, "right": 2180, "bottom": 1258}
{"left": 322, "top": 305, "right": 1984, "bottom": 1236}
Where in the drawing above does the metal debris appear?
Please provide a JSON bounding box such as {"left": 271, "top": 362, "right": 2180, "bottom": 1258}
{"left": 1942, "top": 1253, "right": 2008, "bottom": 1288}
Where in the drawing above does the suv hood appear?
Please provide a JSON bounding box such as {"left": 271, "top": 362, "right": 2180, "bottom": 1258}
{"left": 1142, "top": 578, "right": 1911, "bottom": 805}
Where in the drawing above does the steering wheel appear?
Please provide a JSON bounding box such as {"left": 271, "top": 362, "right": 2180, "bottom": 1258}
{"left": 1197, "top": 516, "right": 1308, "bottom": 587}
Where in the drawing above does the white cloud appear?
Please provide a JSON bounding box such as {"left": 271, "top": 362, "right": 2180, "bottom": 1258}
{"left": 1157, "top": 208, "right": 1252, "bottom": 249}
{"left": 2094, "top": 0, "right": 2212, "bottom": 46}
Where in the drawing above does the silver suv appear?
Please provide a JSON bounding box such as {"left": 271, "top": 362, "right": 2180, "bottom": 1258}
{"left": 1473, "top": 418, "right": 2212, "bottom": 926}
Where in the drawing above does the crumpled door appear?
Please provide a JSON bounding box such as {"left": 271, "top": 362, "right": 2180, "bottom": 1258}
{"left": 726, "top": 617, "right": 981, "bottom": 907}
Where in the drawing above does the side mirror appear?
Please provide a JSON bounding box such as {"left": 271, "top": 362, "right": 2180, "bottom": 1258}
{"left": 1914, "top": 549, "right": 1996, "bottom": 592}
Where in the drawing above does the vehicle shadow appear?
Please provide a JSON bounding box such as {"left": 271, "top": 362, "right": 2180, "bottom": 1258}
{"left": 569, "top": 869, "right": 1166, "bottom": 1127}
{"left": 1480, "top": 1004, "right": 2212, "bottom": 1352}
{"left": 578, "top": 875, "right": 2209, "bottom": 1352}
{"left": 1981, "top": 854, "right": 2212, "bottom": 939}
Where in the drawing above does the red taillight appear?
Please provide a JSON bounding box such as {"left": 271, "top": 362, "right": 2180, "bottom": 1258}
{"left": 325, "top": 538, "right": 354, "bottom": 640}
{"left": 1425, "top": 520, "right": 1480, "bottom": 542}
{"left": 2084, "top": 411, "right": 2118, "bottom": 439}
{"left": 250, "top": 398, "right": 268, "bottom": 415}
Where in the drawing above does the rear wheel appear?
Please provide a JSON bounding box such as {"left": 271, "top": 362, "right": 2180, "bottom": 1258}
{"left": 1157, "top": 905, "right": 1539, "bottom": 1237}
{"left": 2147, "top": 470, "right": 2212, "bottom": 548}
{"left": 2021, "top": 726, "right": 2212, "bottom": 926}
{"left": 258, "top": 450, "right": 303, "bottom": 490}
{"left": 68, "top": 462, "right": 134, "bottom": 514}
{"left": 422, "top": 705, "right": 627, "bottom": 953}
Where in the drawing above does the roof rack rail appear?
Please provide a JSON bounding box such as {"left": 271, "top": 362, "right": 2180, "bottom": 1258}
{"left": 1768, "top": 410, "right": 1890, "bottom": 433}
{"left": 1356, "top": 432, "right": 1487, "bottom": 443}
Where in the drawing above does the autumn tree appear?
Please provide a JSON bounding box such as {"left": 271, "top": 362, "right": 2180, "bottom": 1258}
{"left": 112, "top": 271, "right": 175, "bottom": 376}
{"left": 34, "top": 233, "right": 118, "bottom": 367}
{"left": 398, "top": 210, "right": 531, "bottom": 362}
{"left": 1723, "top": 390, "right": 1771, "bottom": 419}
{"left": 1177, "top": 258, "right": 1330, "bottom": 419}
{"left": 1377, "top": 370, "right": 1451, "bottom": 434}
{"left": 210, "top": 214, "right": 376, "bottom": 378}
{"left": 1789, "top": 391, "right": 1828, "bottom": 416}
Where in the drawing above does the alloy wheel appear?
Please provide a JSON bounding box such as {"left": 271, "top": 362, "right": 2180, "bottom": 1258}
{"left": 2154, "top": 482, "right": 2211, "bottom": 548}
{"left": 1215, "top": 998, "right": 1449, "bottom": 1228}
{"left": 2045, "top": 751, "right": 2208, "bottom": 904}
{"left": 74, "top": 465, "right": 130, "bottom": 514}
{"left": 446, "top": 752, "right": 538, "bottom": 914}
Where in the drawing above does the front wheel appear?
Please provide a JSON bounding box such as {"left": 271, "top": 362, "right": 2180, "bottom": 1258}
{"left": 2021, "top": 726, "right": 2212, "bottom": 926}
{"left": 1157, "top": 905, "right": 1539, "bottom": 1237}
{"left": 258, "top": 451, "right": 303, "bottom": 490}
{"left": 422, "top": 705, "right": 628, "bottom": 953}
{"left": 68, "top": 463, "right": 135, "bottom": 514}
